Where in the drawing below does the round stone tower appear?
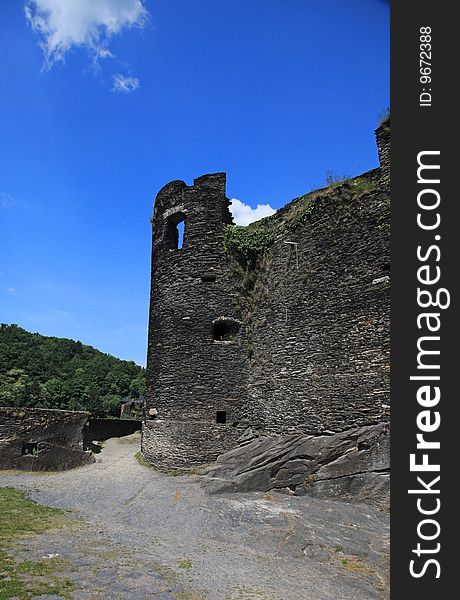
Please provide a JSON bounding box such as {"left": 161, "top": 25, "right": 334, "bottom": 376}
{"left": 142, "top": 173, "right": 249, "bottom": 471}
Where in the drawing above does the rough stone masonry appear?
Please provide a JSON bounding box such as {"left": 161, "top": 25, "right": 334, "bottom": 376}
{"left": 143, "top": 119, "right": 390, "bottom": 474}
{"left": 0, "top": 406, "right": 94, "bottom": 471}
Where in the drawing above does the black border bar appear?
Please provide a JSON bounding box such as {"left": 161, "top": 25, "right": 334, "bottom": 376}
{"left": 391, "top": 2, "right": 456, "bottom": 596}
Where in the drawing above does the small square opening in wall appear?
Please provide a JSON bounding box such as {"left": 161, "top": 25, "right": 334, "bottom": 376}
{"left": 213, "top": 319, "right": 240, "bottom": 342}
{"left": 216, "top": 411, "right": 227, "bottom": 424}
{"left": 22, "top": 441, "right": 38, "bottom": 456}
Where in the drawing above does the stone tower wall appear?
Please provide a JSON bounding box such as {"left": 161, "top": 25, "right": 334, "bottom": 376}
{"left": 144, "top": 125, "right": 390, "bottom": 470}
{"left": 143, "top": 174, "right": 250, "bottom": 469}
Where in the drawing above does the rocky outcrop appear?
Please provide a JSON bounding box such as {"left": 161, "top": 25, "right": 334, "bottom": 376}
{"left": 200, "top": 423, "right": 389, "bottom": 511}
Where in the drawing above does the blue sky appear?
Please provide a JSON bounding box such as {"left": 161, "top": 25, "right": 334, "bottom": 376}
{"left": 0, "top": 0, "right": 389, "bottom": 366}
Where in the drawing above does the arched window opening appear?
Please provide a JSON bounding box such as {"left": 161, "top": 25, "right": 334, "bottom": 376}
{"left": 166, "top": 212, "right": 186, "bottom": 250}
{"left": 212, "top": 318, "right": 240, "bottom": 342}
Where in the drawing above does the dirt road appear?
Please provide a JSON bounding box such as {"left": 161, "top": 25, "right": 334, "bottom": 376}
{"left": 0, "top": 434, "right": 389, "bottom": 599}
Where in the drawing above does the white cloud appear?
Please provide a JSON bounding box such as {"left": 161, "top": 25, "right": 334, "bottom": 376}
{"left": 25, "top": 0, "right": 148, "bottom": 67}
{"left": 229, "top": 198, "right": 276, "bottom": 226}
{"left": 0, "top": 193, "right": 39, "bottom": 212}
{"left": 96, "top": 48, "right": 114, "bottom": 60}
{"left": 0, "top": 193, "right": 19, "bottom": 209}
{"left": 112, "top": 73, "right": 139, "bottom": 93}
{"left": 7, "top": 287, "right": 17, "bottom": 296}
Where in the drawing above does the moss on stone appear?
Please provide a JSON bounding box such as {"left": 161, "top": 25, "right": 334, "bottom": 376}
{"left": 224, "top": 172, "right": 379, "bottom": 268}
{"left": 223, "top": 215, "right": 277, "bottom": 267}
{"left": 303, "top": 473, "right": 317, "bottom": 486}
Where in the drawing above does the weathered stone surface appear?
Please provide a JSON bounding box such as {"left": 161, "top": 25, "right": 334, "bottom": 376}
{"left": 0, "top": 406, "right": 94, "bottom": 471}
{"left": 142, "top": 419, "right": 242, "bottom": 471}
{"left": 376, "top": 116, "right": 390, "bottom": 187}
{"left": 144, "top": 174, "right": 249, "bottom": 468}
{"left": 306, "top": 472, "right": 390, "bottom": 512}
{"left": 144, "top": 124, "right": 390, "bottom": 471}
{"left": 1, "top": 436, "right": 390, "bottom": 600}
{"left": 200, "top": 423, "right": 389, "bottom": 511}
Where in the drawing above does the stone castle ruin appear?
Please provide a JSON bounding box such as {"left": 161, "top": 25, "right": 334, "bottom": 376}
{"left": 0, "top": 121, "right": 390, "bottom": 506}
{"left": 142, "top": 120, "right": 390, "bottom": 475}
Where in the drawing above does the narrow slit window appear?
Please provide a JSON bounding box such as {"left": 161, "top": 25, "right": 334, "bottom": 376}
{"left": 216, "top": 411, "right": 227, "bottom": 424}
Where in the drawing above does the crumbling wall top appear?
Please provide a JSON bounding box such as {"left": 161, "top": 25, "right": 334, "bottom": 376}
{"left": 151, "top": 172, "right": 232, "bottom": 236}
{"left": 193, "top": 172, "right": 226, "bottom": 194}
{"left": 375, "top": 117, "right": 390, "bottom": 177}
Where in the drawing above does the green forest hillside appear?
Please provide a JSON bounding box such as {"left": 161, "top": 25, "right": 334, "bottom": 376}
{"left": 0, "top": 324, "right": 145, "bottom": 417}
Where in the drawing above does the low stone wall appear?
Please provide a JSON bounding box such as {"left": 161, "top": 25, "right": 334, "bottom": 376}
{"left": 85, "top": 418, "right": 142, "bottom": 444}
{"left": 142, "top": 419, "right": 242, "bottom": 471}
{"left": 0, "top": 407, "right": 94, "bottom": 471}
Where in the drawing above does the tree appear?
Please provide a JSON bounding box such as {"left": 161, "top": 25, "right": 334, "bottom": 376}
{"left": 0, "top": 325, "right": 145, "bottom": 418}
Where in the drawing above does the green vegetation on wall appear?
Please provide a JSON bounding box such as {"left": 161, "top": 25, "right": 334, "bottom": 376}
{"left": 223, "top": 171, "right": 381, "bottom": 360}
{"left": 223, "top": 214, "right": 277, "bottom": 267}
{"left": 223, "top": 172, "right": 379, "bottom": 269}
{"left": 0, "top": 324, "right": 145, "bottom": 418}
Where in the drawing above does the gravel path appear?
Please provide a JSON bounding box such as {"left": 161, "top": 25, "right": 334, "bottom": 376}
{"left": 0, "top": 434, "right": 389, "bottom": 599}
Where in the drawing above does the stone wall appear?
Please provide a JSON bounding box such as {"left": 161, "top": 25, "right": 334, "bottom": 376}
{"left": 242, "top": 171, "right": 390, "bottom": 435}
{"left": 376, "top": 117, "right": 390, "bottom": 186}
{"left": 144, "top": 124, "right": 390, "bottom": 470}
{"left": 142, "top": 420, "right": 242, "bottom": 471}
{"left": 144, "top": 174, "right": 251, "bottom": 468}
{"left": 0, "top": 407, "right": 94, "bottom": 471}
